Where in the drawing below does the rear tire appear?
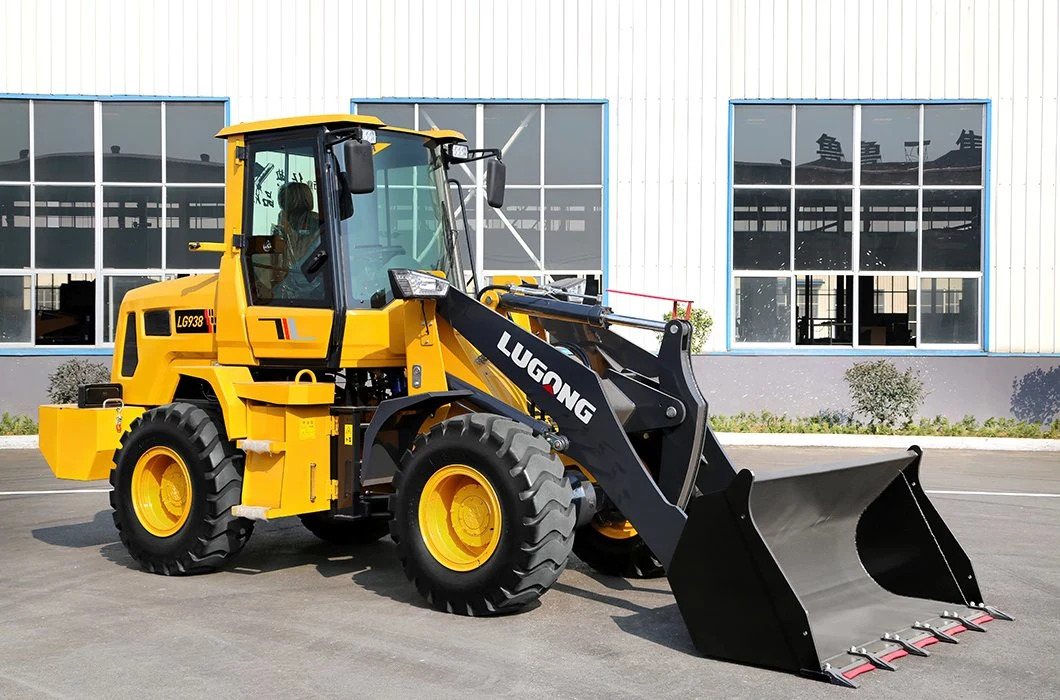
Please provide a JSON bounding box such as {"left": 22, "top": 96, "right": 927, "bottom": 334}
{"left": 573, "top": 521, "right": 665, "bottom": 579}
{"left": 390, "top": 414, "right": 576, "bottom": 615}
{"left": 110, "top": 402, "right": 253, "bottom": 575}
{"left": 299, "top": 513, "right": 390, "bottom": 545}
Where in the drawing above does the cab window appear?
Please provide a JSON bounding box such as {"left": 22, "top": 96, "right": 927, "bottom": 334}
{"left": 245, "top": 137, "right": 329, "bottom": 306}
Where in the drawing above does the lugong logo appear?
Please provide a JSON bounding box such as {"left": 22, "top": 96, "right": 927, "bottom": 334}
{"left": 497, "top": 331, "right": 597, "bottom": 425}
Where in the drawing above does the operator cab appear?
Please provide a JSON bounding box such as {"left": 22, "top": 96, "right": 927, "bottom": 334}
{"left": 222, "top": 116, "right": 506, "bottom": 365}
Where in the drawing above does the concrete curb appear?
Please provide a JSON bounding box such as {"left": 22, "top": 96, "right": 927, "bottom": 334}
{"left": 3, "top": 432, "right": 1058, "bottom": 452}
{"left": 715, "top": 432, "right": 1060, "bottom": 452}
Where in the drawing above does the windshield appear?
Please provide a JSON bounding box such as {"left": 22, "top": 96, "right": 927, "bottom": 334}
{"left": 337, "top": 131, "right": 461, "bottom": 308}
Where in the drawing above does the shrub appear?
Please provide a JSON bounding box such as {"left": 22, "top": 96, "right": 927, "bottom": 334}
{"left": 843, "top": 360, "right": 926, "bottom": 429}
{"left": 661, "top": 307, "right": 713, "bottom": 353}
{"left": 0, "top": 412, "right": 37, "bottom": 435}
{"left": 46, "top": 359, "right": 111, "bottom": 404}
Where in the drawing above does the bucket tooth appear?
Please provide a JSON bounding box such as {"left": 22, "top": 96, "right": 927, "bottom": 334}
{"left": 881, "top": 634, "right": 930, "bottom": 657}
{"left": 912, "top": 622, "right": 959, "bottom": 644}
{"left": 821, "top": 665, "right": 859, "bottom": 689}
{"left": 970, "top": 602, "right": 1014, "bottom": 622}
{"left": 941, "top": 611, "right": 988, "bottom": 632}
{"left": 847, "top": 646, "right": 897, "bottom": 672}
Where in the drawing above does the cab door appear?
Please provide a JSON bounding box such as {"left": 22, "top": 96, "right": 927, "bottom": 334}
{"left": 242, "top": 132, "right": 336, "bottom": 362}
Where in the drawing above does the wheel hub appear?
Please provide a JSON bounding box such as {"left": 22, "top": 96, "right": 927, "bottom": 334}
{"left": 419, "top": 465, "right": 502, "bottom": 571}
{"left": 131, "top": 446, "right": 192, "bottom": 538}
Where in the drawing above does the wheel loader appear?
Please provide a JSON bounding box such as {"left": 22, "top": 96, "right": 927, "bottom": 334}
{"left": 38, "top": 113, "right": 1010, "bottom": 687}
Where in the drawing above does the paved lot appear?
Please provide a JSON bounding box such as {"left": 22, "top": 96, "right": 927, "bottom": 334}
{"left": 1, "top": 446, "right": 1057, "bottom": 699}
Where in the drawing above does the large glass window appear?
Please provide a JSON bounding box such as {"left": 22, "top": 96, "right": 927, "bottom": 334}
{"left": 352, "top": 101, "right": 605, "bottom": 291}
{"left": 0, "top": 98, "right": 226, "bottom": 346}
{"left": 731, "top": 102, "right": 985, "bottom": 348}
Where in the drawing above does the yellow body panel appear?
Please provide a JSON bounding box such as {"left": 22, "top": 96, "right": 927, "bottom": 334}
{"left": 237, "top": 402, "right": 333, "bottom": 518}
{"left": 337, "top": 303, "right": 407, "bottom": 366}
{"left": 39, "top": 404, "right": 146, "bottom": 481}
{"left": 233, "top": 379, "right": 335, "bottom": 406}
{"left": 244, "top": 307, "right": 334, "bottom": 359}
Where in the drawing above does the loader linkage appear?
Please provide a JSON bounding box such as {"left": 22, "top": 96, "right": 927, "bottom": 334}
{"left": 437, "top": 286, "right": 1012, "bottom": 687}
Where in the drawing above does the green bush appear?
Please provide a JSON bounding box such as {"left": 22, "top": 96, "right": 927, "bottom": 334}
{"left": 0, "top": 412, "right": 37, "bottom": 436}
{"left": 709, "top": 410, "right": 1058, "bottom": 438}
{"left": 844, "top": 360, "right": 926, "bottom": 430}
{"left": 661, "top": 307, "right": 713, "bottom": 353}
{"left": 46, "top": 359, "right": 111, "bottom": 404}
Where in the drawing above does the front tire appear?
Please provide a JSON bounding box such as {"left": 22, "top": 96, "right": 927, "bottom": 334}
{"left": 572, "top": 520, "right": 664, "bottom": 579}
{"left": 110, "top": 402, "right": 253, "bottom": 575}
{"left": 390, "top": 414, "right": 576, "bottom": 615}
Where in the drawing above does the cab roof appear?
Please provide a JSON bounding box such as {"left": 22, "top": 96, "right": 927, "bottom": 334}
{"left": 215, "top": 113, "right": 465, "bottom": 142}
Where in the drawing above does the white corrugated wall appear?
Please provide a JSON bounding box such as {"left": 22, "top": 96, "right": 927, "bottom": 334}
{"left": 1, "top": 0, "right": 1055, "bottom": 352}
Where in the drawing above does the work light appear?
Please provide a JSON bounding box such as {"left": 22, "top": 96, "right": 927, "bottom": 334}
{"left": 389, "top": 269, "right": 450, "bottom": 299}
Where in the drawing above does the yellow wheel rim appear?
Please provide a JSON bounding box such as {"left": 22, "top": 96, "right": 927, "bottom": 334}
{"left": 418, "top": 465, "right": 502, "bottom": 572}
{"left": 131, "top": 446, "right": 192, "bottom": 537}
{"left": 592, "top": 519, "right": 639, "bottom": 540}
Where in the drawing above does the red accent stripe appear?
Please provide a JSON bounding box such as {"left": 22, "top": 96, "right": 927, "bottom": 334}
{"left": 203, "top": 309, "right": 213, "bottom": 332}
{"left": 971, "top": 614, "right": 993, "bottom": 624}
{"left": 843, "top": 662, "right": 876, "bottom": 680}
{"left": 281, "top": 317, "right": 291, "bottom": 340}
{"left": 880, "top": 649, "right": 908, "bottom": 663}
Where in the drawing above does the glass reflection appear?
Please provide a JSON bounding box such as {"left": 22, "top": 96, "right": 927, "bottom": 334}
{"left": 165, "top": 187, "right": 225, "bottom": 269}
{"left": 34, "top": 186, "right": 96, "bottom": 268}
{"left": 733, "top": 105, "right": 792, "bottom": 185}
{"left": 861, "top": 105, "right": 919, "bottom": 185}
{"left": 0, "top": 101, "right": 30, "bottom": 181}
{"left": 732, "top": 188, "right": 790, "bottom": 270}
{"left": 795, "top": 105, "right": 853, "bottom": 185}
{"left": 103, "top": 187, "right": 163, "bottom": 268}
{"left": 0, "top": 185, "right": 31, "bottom": 268}
{"left": 734, "top": 276, "right": 791, "bottom": 342}
{"left": 103, "top": 103, "right": 162, "bottom": 182}
{"left": 166, "top": 103, "right": 225, "bottom": 183}
{"left": 544, "top": 105, "right": 603, "bottom": 185}
{"left": 860, "top": 189, "right": 917, "bottom": 270}
{"left": 858, "top": 275, "right": 916, "bottom": 346}
{"left": 543, "top": 189, "right": 602, "bottom": 269}
{"left": 920, "top": 277, "right": 978, "bottom": 343}
{"left": 35, "top": 272, "right": 95, "bottom": 345}
{"left": 483, "top": 189, "right": 541, "bottom": 270}
{"left": 34, "top": 101, "right": 94, "bottom": 182}
{"left": 794, "top": 190, "right": 852, "bottom": 270}
{"left": 484, "top": 105, "right": 541, "bottom": 185}
{"left": 924, "top": 105, "right": 984, "bottom": 185}
{"left": 0, "top": 276, "right": 31, "bottom": 342}
{"left": 795, "top": 274, "right": 853, "bottom": 345}
{"left": 922, "top": 190, "right": 981, "bottom": 271}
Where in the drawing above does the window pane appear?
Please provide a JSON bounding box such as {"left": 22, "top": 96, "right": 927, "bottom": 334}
{"left": 922, "top": 190, "right": 981, "bottom": 271}
{"left": 543, "top": 189, "right": 602, "bottom": 269}
{"left": 34, "top": 101, "right": 94, "bottom": 182}
{"left": 734, "top": 276, "right": 791, "bottom": 343}
{"left": 924, "top": 105, "right": 984, "bottom": 185}
{"left": 860, "top": 189, "right": 917, "bottom": 270}
{"left": 861, "top": 105, "right": 919, "bottom": 185}
{"left": 0, "top": 185, "right": 31, "bottom": 268}
{"left": 733, "top": 188, "right": 790, "bottom": 270}
{"left": 484, "top": 105, "right": 540, "bottom": 185}
{"left": 795, "top": 105, "right": 853, "bottom": 185}
{"left": 103, "top": 187, "right": 162, "bottom": 268}
{"left": 36, "top": 273, "right": 95, "bottom": 344}
{"left": 795, "top": 274, "right": 853, "bottom": 345}
{"left": 0, "top": 100, "right": 30, "bottom": 181}
{"left": 858, "top": 275, "right": 916, "bottom": 346}
{"left": 420, "top": 103, "right": 478, "bottom": 185}
{"left": 165, "top": 102, "right": 225, "bottom": 183}
{"left": 794, "top": 189, "right": 852, "bottom": 270}
{"left": 104, "top": 275, "right": 161, "bottom": 342}
{"left": 103, "top": 103, "right": 161, "bottom": 182}
{"left": 34, "top": 186, "right": 96, "bottom": 268}
{"left": 544, "top": 105, "right": 602, "bottom": 185}
{"left": 483, "top": 189, "right": 540, "bottom": 270}
{"left": 166, "top": 187, "right": 225, "bottom": 269}
{"left": 920, "top": 277, "right": 978, "bottom": 344}
{"left": 0, "top": 276, "right": 31, "bottom": 342}
{"left": 356, "top": 102, "right": 415, "bottom": 129}
{"left": 733, "top": 105, "right": 791, "bottom": 185}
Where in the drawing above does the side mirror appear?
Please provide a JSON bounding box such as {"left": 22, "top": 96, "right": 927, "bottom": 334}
{"left": 343, "top": 140, "right": 376, "bottom": 194}
{"left": 485, "top": 159, "right": 506, "bottom": 208}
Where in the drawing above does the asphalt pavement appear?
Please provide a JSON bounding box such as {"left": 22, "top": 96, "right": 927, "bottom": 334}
{"left": 1, "top": 446, "right": 1057, "bottom": 699}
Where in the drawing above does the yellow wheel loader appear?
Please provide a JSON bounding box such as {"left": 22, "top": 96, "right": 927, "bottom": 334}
{"left": 38, "top": 114, "right": 1010, "bottom": 687}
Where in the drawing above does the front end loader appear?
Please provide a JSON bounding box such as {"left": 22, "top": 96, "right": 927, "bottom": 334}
{"left": 37, "top": 114, "right": 1008, "bottom": 688}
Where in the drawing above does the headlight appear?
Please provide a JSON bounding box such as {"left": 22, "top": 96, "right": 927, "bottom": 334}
{"left": 389, "top": 269, "right": 451, "bottom": 299}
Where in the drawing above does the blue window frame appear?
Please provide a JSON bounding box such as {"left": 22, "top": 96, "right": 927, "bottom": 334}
{"left": 351, "top": 99, "right": 608, "bottom": 296}
{"left": 728, "top": 100, "right": 990, "bottom": 353}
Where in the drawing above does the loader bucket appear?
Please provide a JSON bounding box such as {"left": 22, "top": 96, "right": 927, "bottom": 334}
{"left": 668, "top": 447, "right": 1008, "bottom": 686}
